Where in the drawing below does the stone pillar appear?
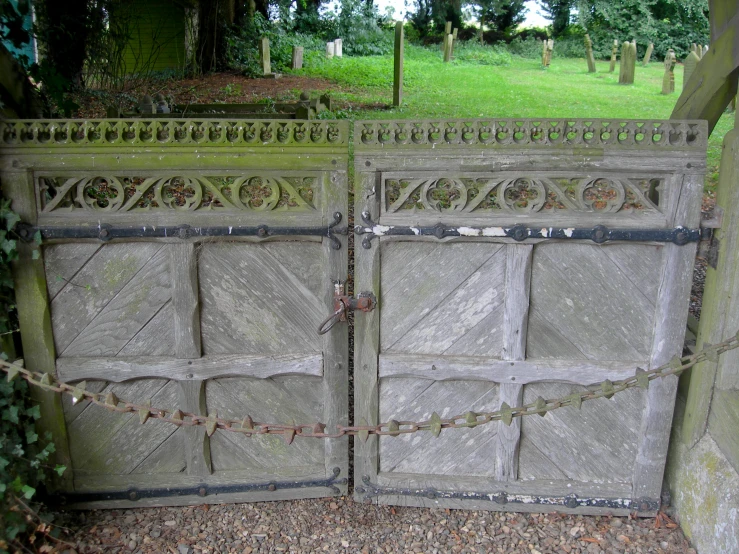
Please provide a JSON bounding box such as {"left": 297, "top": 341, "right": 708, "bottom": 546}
{"left": 259, "top": 37, "right": 271, "bottom": 76}
{"left": 609, "top": 39, "right": 618, "bottom": 73}
{"left": 393, "top": 22, "right": 403, "bottom": 107}
{"left": 443, "top": 34, "right": 453, "bottom": 62}
{"left": 661, "top": 49, "right": 676, "bottom": 94}
{"left": 585, "top": 34, "right": 596, "bottom": 73}
{"left": 291, "top": 46, "right": 304, "bottom": 70}
{"left": 326, "top": 42, "right": 335, "bottom": 58}
{"left": 334, "top": 39, "right": 343, "bottom": 57}
{"left": 643, "top": 42, "right": 654, "bottom": 66}
{"left": 683, "top": 51, "right": 700, "bottom": 90}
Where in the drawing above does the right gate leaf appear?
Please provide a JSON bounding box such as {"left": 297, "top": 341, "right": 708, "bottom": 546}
{"left": 353, "top": 118, "right": 707, "bottom": 515}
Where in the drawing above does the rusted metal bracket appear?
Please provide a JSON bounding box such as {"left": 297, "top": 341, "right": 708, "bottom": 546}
{"left": 60, "top": 467, "right": 346, "bottom": 505}
{"left": 355, "top": 212, "right": 701, "bottom": 249}
{"left": 700, "top": 206, "right": 723, "bottom": 269}
{"left": 17, "top": 211, "right": 348, "bottom": 250}
{"left": 356, "top": 476, "right": 659, "bottom": 512}
{"left": 317, "top": 280, "right": 376, "bottom": 335}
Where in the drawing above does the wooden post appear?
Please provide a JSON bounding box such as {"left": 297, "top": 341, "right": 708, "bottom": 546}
{"left": 291, "top": 46, "right": 304, "bottom": 70}
{"left": 259, "top": 37, "right": 271, "bottom": 76}
{"left": 0, "top": 171, "right": 73, "bottom": 491}
{"left": 393, "top": 22, "right": 404, "bottom": 107}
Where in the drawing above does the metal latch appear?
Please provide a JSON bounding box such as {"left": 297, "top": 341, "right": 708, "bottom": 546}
{"left": 317, "top": 280, "right": 375, "bottom": 335}
{"left": 700, "top": 206, "right": 723, "bottom": 269}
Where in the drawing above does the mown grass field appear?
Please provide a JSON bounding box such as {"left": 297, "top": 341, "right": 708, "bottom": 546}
{"left": 293, "top": 45, "right": 733, "bottom": 194}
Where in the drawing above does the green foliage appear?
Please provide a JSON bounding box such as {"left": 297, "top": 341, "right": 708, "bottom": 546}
{"left": 451, "top": 41, "right": 513, "bottom": 65}
{"left": 0, "top": 196, "right": 65, "bottom": 552}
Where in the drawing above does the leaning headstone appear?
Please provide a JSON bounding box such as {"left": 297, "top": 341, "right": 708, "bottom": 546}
{"left": 334, "top": 39, "right": 343, "bottom": 57}
{"left": 259, "top": 37, "right": 271, "bottom": 75}
{"left": 585, "top": 34, "right": 596, "bottom": 73}
{"left": 291, "top": 46, "right": 304, "bottom": 70}
{"left": 642, "top": 42, "right": 654, "bottom": 66}
{"left": 702, "top": 44, "right": 709, "bottom": 57}
{"left": 393, "top": 22, "right": 403, "bottom": 107}
{"left": 326, "top": 42, "right": 335, "bottom": 58}
{"left": 618, "top": 41, "right": 636, "bottom": 84}
{"left": 443, "top": 33, "right": 453, "bottom": 62}
{"left": 683, "top": 51, "right": 700, "bottom": 90}
{"left": 442, "top": 21, "right": 452, "bottom": 53}
{"left": 609, "top": 39, "right": 618, "bottom": 72}
{"left": 661, "top": 49, "right": 676, "bottom": 94}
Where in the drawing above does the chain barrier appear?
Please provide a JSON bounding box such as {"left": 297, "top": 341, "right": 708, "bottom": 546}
{"left": 3, "top": 330, "right": 738, "bottom": 445}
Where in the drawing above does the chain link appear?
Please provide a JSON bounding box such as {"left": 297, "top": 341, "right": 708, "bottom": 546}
{"left": 3, "top": 330, "right": 738, "bottom": 444}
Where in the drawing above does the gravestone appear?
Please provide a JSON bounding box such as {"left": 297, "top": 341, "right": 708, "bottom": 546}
{"left": 442, "top": 21, "right": 452, "bottom": 52}
{"left": 291, "top": 46, "right": 304, "bottom": 70}
{"left": 259, "top": 37, "right": 271, "bottom": 76}
{"left": 443, "top": 33, "right": 453, "bottom": 62}
{"left": 609, "top": 39, "right": 618, "bottom": 73}
{"left": 335, "top": 39, "right": 343, "bottom": 57}
{"left": 618, "top": 41, "right": 636, "bottom": 84}
{"left": 326, "top": 42, "right": 335, "bottom": 58}
{"left": 683, "top": 51, "right": 700, "bottom": 90}
{"left": 451, "top": 28, "right": 458, "bottom": 58}
{"left": 393, "top": 22, "right": 403, "bottom": 107}
{"left": 585, "top": 34, "right": 596, "bottom": 73}
{"left": 542, "top": 40, "right": 548, "bottom": 66}
{"left": 544, "top": 39, "right": 553, "bottom": 67}
{"left": 702, "top": 44, "right": 709, "bottom": 57}
{"left": 691, "top": 43, "right": 699, "bottom": 58}
{"left": 643, "top": 42, "right": 654, "bottom": 66}
{"left": 661, "top": 49, "right": 676, "bottom": 94}
{"left": 138, "top": 94, "right": 156, "bottom": 114}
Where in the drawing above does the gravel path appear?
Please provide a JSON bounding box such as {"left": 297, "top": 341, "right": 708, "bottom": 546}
{"left": 60, "top": 498, "right": 694, "bottom": 554}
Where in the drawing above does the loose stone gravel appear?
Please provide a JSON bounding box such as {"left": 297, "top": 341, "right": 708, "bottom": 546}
{"left": 61, "top": 498, "right": 694, "bottom": 554}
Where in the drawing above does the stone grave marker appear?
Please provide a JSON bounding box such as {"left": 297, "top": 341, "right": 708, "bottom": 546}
{"left": 683, "top": 51, "right": 700, "bottom": 90}
{"left": 443, "top": 33, "right": 453, "bottom": 62}
{"left": 291, "top": 46, "right": 304, "bottom": 70}
{"left": 393, "top": 22, "right": 403, "bottom": 107}
{"left": 335, "top": 39, "right": 343, "bottom": 57}
{"left": 442, "top": 21, "right": 452, "bottom": 52}
{"left": 661, "top": 49, "right": 676, "bottom": 94}
{"left": 585, "top": 34, "right": 596, "bottom": 73}
{"left": 326, "top": 41, "right": 335, "bottom": 58}
{"left": 544, "top": 39, "right": 553, "bottom": 67}
{"left": 618, "top": 41, "right": 636, "bottom": 84}
{"left": 542, "top": 40, "right": 548, "bottom": 66}
{"left": 643, "top": 42, "right": 654, "bottom": 65}
{"left": 702, "top": 44, "right": 709, "bottom": 57}
{"left": 609, "top": 39, "right": 618, "bottom": 72}
{"left": 451, "top": 28, "right": 458, "bottom": 58}
{"left": 259, "top": 37, "right": 271, "bottom": 76}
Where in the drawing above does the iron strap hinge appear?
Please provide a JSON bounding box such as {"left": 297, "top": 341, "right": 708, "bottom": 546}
{"left": 317, "top": 280, "right": 376, "bottom": 335}
{"left": 16, "top": 212, "right": 348, "bottom": 250}
{"left": 355, "top": 212, "right": 701, "bottom": 249}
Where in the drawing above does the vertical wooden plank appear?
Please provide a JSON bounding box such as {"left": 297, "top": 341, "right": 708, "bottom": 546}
{"left": 354, "top": 170, "right": 381, "bottom": 497}
{"left": 0, "top": 170, "right": 73, "bottom": 491}
{"left": 682, "top": 108, "right": 739, "bottom": 446}
{"left": 170, "top": 243, "right": 211, "bottom": 476}
{"left": 393, "top": 22, "right": 404, "bottom": 107}
{"left": 495, "top": 244, "right": 533, "bottom": 481}
{"left": 322, "top": 169, "right": 349, "bottom": 489}
{"left": 632, "top": 172, "right": 702, "bottom": 505}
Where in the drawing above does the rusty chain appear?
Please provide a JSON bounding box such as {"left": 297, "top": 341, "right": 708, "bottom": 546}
{"left": 2, "top": 330, "right": 738, "bottom": 445}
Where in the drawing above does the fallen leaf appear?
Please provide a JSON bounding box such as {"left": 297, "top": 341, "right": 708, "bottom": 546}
{"left": 582, "top": 537, "right": 600, "bottom": 544}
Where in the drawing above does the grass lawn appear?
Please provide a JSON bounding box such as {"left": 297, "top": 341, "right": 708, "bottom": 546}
{"left": 294, "top": 45, "right": 734, "bottom": 194}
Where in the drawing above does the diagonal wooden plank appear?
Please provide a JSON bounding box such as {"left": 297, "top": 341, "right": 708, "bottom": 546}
{"left": 381, "top": 242, "right": 447, "bottom": 298}
{"left": 442, "top": 307, "right": 506, "bottom": 356}
{"left": 526, "top": 311, "right": 588, "bottom": 360}
{"left": 62, "top": 247, "right": 172, "bottom": 357}
{"left": 118, "top": 302, "right": 175, "bottom": 356}
{"left": 387, "top": 251, "right": 506, "bottom": 354}
{"left": 43, "top": 243, "right": 101, "bottom": 300}
{"left": 519, "top": 382, "right": 646, "bottom": 482}
{"left": 205, "top": 376, "right": 325, "bottom": 471}
{"left": 380, "top": 242, "right": 503, "bottom": 352}
{"left": 526, "top": 244, "right": 656, "bottom": 361}
{"left": 597, "top": 244, "right": 663, "bottom": 303}
{"left": 50, "top": 243, "right": 163, "bottom": 354}
{"left": 199, "top": 244, "right": 324, "bottom": 355}
{"left": 379, "top": 378, "right": 499, "bottom": 476}
{"left": 129, "top": 425, "right": 186, "bottom": 474}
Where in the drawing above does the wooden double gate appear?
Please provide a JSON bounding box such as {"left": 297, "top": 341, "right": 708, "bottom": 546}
{"left": 0, "top": 117, "right": 706, "bottom": 514}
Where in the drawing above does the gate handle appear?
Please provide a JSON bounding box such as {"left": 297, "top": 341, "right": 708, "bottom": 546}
{"left": 318, "top": 301, "right": 348, "bottom": 335}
